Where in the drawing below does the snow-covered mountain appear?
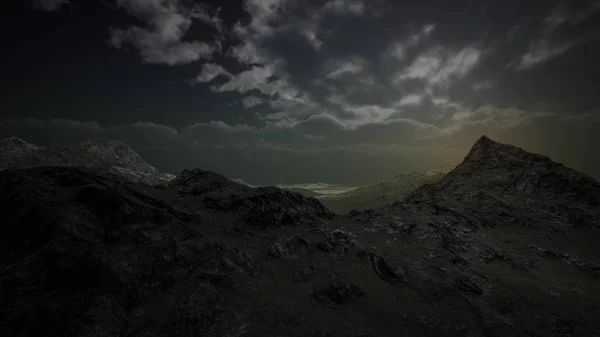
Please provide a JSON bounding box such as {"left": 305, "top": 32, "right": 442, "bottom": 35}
{"left": 0, "top": 137, "right": 175, "bottom": 185}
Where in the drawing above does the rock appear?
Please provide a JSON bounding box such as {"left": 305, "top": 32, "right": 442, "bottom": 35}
{"left": 171, "top": 170, "right": 334, "bottom": 228}
{"left": 453, "top": 273, "right": 484, "bottom": 296}
{"left": 240, "top": 187, "right": 333, "bottom": 227}
{"left": 318, "top": 228, "right": 360, "bottom": 258}
{"left": 0, "top": 167, "right": 253, "bottom": 337}
{"left": 268, "top": 236, "right": 310, "bottom": 260}
{"left": 361, "top": 251, "right": 407, "bottom": 285}
{"left": 311, "top": 275, "right": 366, "bottom": 308}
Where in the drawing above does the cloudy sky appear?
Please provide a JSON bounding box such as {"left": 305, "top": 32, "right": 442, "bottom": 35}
{"left": 2, "top": 0, "right": 600, "bottom": 184}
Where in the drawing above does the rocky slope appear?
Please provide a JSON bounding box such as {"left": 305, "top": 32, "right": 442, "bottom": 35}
{"left": 1, "top": 135, "right": 600, "bottom": 337}
{"left": 319, "top": 165, "right": 453, "bottom": 214}
{"left": 0, "top": 137, "right": 175, "bottom": 185}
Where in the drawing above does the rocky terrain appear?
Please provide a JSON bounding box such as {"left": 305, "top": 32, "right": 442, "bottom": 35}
{"left": 0, "top": 137, "right": 175, "bottom": 185}
{"left": 317, "top": 165, "right": 454, "bottom": 214}
{"left": 1, "top": 135, "right": 600, "bottom": 337}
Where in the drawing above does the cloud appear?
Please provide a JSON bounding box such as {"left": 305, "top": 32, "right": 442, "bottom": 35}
{"left": 446, "top": 105, "right": 557, "bottom": 132}
{"left": 212, "top": 64, "right": 277, "bottom": 94}
{"left": 395, "top": 46, "right": 481, "bottom": 89}
{"left": 206, "top": 61, "right": 311, "bottom": 115}
{"left": 242, "top": 96, "right": 265, "bottom": 108}
{"left": 109, "top": 0, "right": 218, "bottom": 65}
{"left": 190, "top": 5, "right": 224, "bottom": 34}
{"left": 33, "top": 0, "right": 69, "bottom": 11}
{"left": 298, "top": 22, "right": 324, "bottom": 50}
{"left": 327, "top": 94, "right": 398, "bottom": 126}
{"left": 323, "top": 0, "right": 367, "bottom": 16}
{"left": 396, "top": 48, "right": 443, "bottom": 80}
{"left": 386, "top": 24, "right": 436, "bottom": 61}
{"left": 236, "top": 0, "right": 289, "bottom": 38}
{"left": 190, "top": 0, "right": 316, "bottom": 116}
{"left": 517, "top": 41, "right": 572, "bottom": 70}
{"left": 324, "top": 57, "right": 366, "bottom": 79}
{"left": 516, "top": 3, "right": 600, "bottom": 70}
{"left": 472, "top": 80, "right": 494, "bottom": 91}
{"left": 394, "top": 94, "right": 423, "bottom": 107}
{"left": 228, "top": 40, "right": 269, "bottom": 65}
{"left": 195, "top": 63, "right": 232, "bottom": 83}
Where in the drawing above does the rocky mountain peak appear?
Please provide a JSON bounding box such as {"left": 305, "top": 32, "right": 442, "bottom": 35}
{"left": 402, "top": 136, "right": 600, "bottom": 231}
{"left": 460, "top": 135, "right": 552, "bottom": 170}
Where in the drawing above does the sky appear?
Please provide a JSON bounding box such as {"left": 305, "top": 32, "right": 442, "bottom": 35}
{"left": 1, "top": 0, "right": 600, "bottom": 185}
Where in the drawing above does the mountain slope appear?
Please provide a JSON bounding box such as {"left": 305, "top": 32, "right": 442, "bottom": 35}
{"left": 1, "top": 136, "right": 600, "bottom": 337}
{"left": 399, "top": 136, "right": 600, "bottom": 231}
{"left": 319, "top": 166, "right": 453, "bottom": 214}
{"left": 0, "top": 137, "right": 175, "bottom": 185}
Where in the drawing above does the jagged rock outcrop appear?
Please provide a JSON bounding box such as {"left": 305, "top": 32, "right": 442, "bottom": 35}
{"left": 0, "top": 137, "right": 175, "bottom": 185}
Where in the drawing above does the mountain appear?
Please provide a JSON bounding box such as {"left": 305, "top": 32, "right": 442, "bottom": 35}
{"left": 319, "top": 165, "right": 454, "bottom": 214}
{"left": 399, "top": 135, "right": 600, "bottom": 231}
{"left": 1, "top": 135, "right": 600, "bottom": 337}
{"left": 0, "top": 137, "right": 175, "bottom": 185}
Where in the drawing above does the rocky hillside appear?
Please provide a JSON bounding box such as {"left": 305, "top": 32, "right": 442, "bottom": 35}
{"left": 0, "top": 137, "right": 175, "bottom": 185}
{"left": 1, "top": 136, "right": 600, "bottom": 337}
{"left": 319, "top": 165, "right": 454, "bottom": 214}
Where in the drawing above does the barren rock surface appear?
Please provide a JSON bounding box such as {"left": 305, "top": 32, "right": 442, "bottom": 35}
{"left": 1, "top": 136, "right": 600, "bottom": 337}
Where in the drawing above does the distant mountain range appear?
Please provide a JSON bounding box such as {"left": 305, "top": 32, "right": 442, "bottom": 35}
{"left": 0, "top": 137, "right": 175, "bottom": 185}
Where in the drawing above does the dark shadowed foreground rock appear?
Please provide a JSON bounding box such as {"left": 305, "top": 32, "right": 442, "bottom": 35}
{"left": 2, "top": 136, "right": 600, "bottom": 337}
{"left": 0, "top": 167, "right": 252, "bottom": 337}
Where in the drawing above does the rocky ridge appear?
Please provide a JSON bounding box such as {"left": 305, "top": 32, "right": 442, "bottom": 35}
{"left": 0, "top": 137, "right": 175, "bottom": 185}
